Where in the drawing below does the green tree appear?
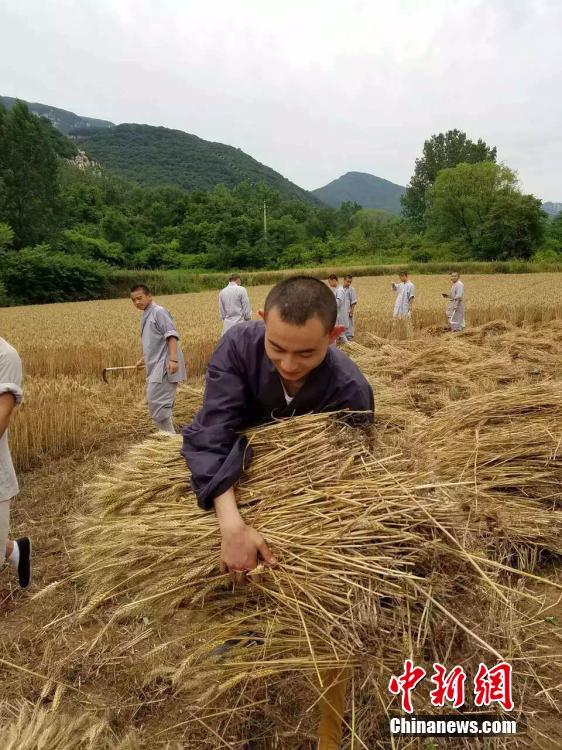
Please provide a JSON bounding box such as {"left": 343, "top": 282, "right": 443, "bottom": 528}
{"left": 266, "top": 215, "right": 304, "bottom": 251}
{"left": 2, "top": 246, "right": 110, "bottom": 304}
{"left": 546, "top": 212, "right": 562, "bottom": 248}
{"left": 132, "top": 240, "right": 184, "bottom": 269}
{"left": 56, "top": 229, "right": 126, "bottom": 265}
{"left": 0, "top": 222, "right": 14, "bottom": 250}
{"left": 426, "top": 162, "right": 545, "bottom": 259}
{"left": 475, "top": 192, "right": 545, "bottom": 260}
{"left": 338, "top": 201, "right": 362, "bottom": 222}
{"left": 402, "top": 129, "right": 497, "bottom": 230}
{"left": 351, "top": 209, "right": 402, "bottom": 250}
{"left": 0, "top": 101, "right": 61, "bottom": 248}
{"left": 101, "top": 209, "right": 134, "bottom": 247}
{"left": 38, "top": 116, "right": 78, "bottom": 159}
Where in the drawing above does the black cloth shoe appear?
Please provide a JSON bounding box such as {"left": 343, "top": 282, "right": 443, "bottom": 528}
{"left": 210, "top": 632, "right": 264, "bottom": 660}
{"left": 15, "top": 537, "right": 32, "bottom": 588}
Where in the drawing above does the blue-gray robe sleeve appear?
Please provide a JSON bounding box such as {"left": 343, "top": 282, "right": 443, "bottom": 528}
{"left": 332, "top": 374, "right": 374, "bottom": 426}
{"left": 181, "top": 335, "right": 252, "bottom": 511}
{"left": 153, "top": 307, "right": 180, "bottom": 340}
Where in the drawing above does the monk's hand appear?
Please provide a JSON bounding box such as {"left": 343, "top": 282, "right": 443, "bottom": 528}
{"left": 167, "top": 360, "right": 179, "bottom": 375}
{"left": 220, "top": 520, "right": 276, "bottom": 585}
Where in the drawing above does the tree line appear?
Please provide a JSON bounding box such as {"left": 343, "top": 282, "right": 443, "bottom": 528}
{"left": 0, "top": 101, "right": 560, "bottom": 305}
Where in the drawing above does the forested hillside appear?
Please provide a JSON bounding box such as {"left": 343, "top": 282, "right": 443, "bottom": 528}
{"left": 0, "top": 101, "right": 559, "bottom": 306}
{"left": 73, "top": 123, "right": 319, "bottom": 203}
{"left": 313, "top": 172, "right": 405, "bottom": 214}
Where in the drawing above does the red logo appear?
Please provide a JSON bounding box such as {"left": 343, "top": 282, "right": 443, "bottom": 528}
{"left": 389, "top": 660, "right": 514, "bottom": 712}
{"left": 474, "top": 662, "right": 514, "bottom": 712}
{"left": 388, "top": 659, "right": 427, "bottom": 714}
{"left": 430, "top": 663, "right": 467, "bottom": 709}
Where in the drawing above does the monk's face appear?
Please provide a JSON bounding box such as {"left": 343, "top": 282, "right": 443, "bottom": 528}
{"left": 130, "top": 290, "right": 152, "bottom": 311}
{"left": 260, "top": 307, "right": 342, "bottom": 384}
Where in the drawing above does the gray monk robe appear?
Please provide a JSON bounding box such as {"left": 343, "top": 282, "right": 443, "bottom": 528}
{"left": 181, "top": 321, "right": 374, "bottom": 510}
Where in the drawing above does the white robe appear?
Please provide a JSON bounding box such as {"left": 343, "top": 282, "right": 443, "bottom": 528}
{"left": 447, "top": 280, "right": 465, "bottom": 330}
{"left": 392, "top": 281, "right": 415, "bottom": 317}
{"left": 332, "top": 286, "right": 349, "bottom": 342}
{"left": 219, "top": 282, "right": 252, "bottom": 334}
{"left": 344, "top": 286, "right": 357, "bottom": 338}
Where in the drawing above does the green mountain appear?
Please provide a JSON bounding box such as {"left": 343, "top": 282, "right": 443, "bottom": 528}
{"left": 0, "top": 96, "right": 114, "bottom": 134}
{"left": 2, "top": 96, "right": 318, "bottom": 202}
{"left": 312, "top": 171, "right": 405, "bottom": 214}
{"left": 74, "top": 123, "right": 319, "bottom": 202}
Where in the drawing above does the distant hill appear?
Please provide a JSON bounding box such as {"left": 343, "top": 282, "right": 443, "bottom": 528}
{"left": 2, "top": 96, "right": 320, "bottom": 202}
{"left": 542, "top": 202, "right": 562, "bottom": 216}
{"left": 312, "top": 171, "right": 406, "bottom": 214}
{"left": 74, "top": 123, "right": 319, "bottom": 202}
{"left": 0, "top": 96, "right": 114, "bottom": 135}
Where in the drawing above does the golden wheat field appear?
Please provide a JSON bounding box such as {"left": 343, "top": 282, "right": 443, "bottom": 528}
{"left": 2, "top": 273, "right": 561, "bottom": 380}
{"left": 0, "top": 273, "right": 560, "bottom": 472}
{"left": 0, "top": 272, "right": 561, "bottom": 749}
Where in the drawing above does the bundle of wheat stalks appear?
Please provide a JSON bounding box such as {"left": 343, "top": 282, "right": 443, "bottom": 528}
{"left": 0, "top": 701, "right": 140, "bottom": 750}
{"left": 69, "top": 317, "right": 562, "bottom": 747}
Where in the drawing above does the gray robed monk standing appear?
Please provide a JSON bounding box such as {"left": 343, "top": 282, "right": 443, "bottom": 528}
{"left": 443, "top": 271, "right": 466, "bottom": 332}
{"left": 343, "top": 274, "right": 358, "bottom": 340}
{"left": 130, "top": 284, "right": 186, "bottom": 433}
{"left": 219, "top": 274, "right": 252, "bottom": 334}
{"left": 327, "top": 274, "right": 349, "bottom": 344}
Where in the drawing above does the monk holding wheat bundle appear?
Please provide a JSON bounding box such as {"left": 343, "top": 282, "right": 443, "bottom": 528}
{"left": 181, "top": 275, "right": 374, "bottom": 749}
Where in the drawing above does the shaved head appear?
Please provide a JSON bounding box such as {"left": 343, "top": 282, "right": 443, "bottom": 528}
{"left": 264, "top": 276, "right": 337, "bottom": 332}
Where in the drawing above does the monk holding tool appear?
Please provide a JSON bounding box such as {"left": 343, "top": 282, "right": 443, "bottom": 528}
{"left": 130, "top": 284, "right": 187, "bottom": 433}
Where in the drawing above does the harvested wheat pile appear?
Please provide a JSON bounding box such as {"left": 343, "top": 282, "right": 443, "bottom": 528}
{"left": 0, "top": 701, "right": 139, "bottom": 750}
{"left": 348, "top": 319, "right": 562, "bottom": 420}
{"left": 171, "top": 381, "right": 205, "bottom": 425}
{"left": 420, "top": 382, "right": 562, "bottom": 502}
{"left": 73, "top": 416, "right": 562, "bottom": 745}
{"left": 459, "top": 319, "right": 562, "bottom": 379}
{"left": 65, "top": 320, "right": 562, "bottom": 747}
{"left": 75, "top": 415, "right": 383, "bottom": 622}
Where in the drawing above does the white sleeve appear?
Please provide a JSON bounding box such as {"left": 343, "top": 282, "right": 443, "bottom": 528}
{"left": 0, "top": 347, "right": 23, "bottom": 403}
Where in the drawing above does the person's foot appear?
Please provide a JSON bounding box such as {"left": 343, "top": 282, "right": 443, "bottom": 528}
{"left": 15, "top": 537, "right": 32, "bottom": 588}
{"left": 210, "top": 632, "right": 264, "bottom": 660}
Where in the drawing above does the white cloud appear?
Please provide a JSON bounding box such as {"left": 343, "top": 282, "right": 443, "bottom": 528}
{"left": 1, "top": 0, "right": 560, "bottom": 198}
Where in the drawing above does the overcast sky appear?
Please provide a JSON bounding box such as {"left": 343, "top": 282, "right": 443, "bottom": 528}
{"left": 2, "top": 0, "right": 561, "bottom": 199}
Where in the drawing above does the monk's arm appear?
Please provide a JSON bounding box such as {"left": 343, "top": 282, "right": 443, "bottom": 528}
{"left": 0, "top": 392, "right": 16, "bottom": 440}
{"left": 167, "top": 336, "right": 178, "bottom": 360}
